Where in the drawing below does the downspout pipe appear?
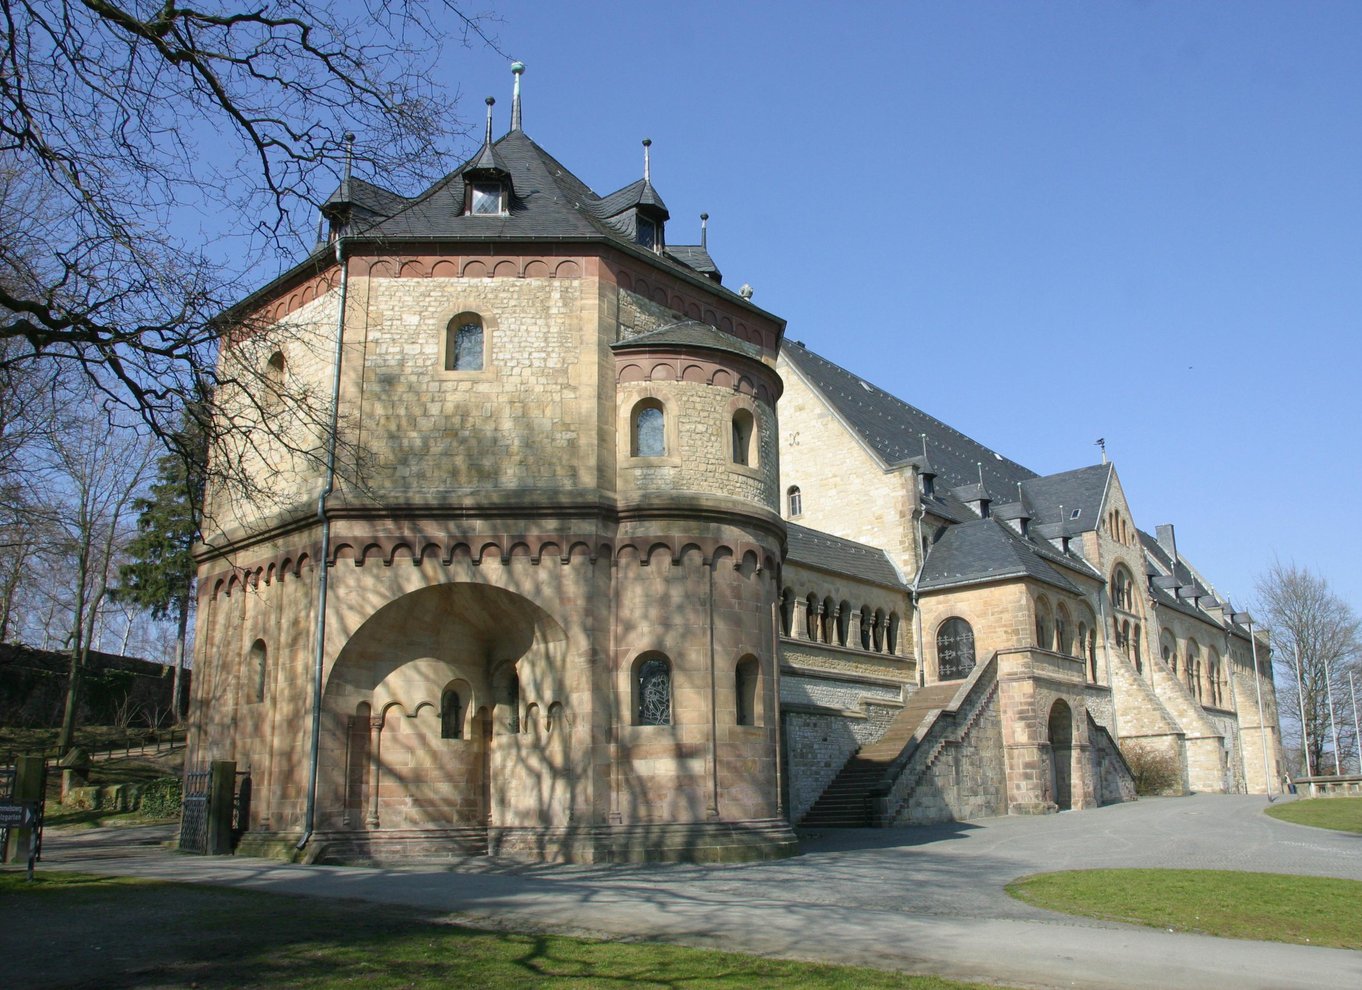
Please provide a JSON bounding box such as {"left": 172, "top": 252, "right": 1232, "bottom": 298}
{"left": 299, "top": 155, "right": 353, "bottom": 849}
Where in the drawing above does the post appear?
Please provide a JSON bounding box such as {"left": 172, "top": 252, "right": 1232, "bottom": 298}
{"left": 4, "top": 756, "right": 44, "bottom": 867}
{"left": 207, "top": 760, "right": 236, "bottom": 855}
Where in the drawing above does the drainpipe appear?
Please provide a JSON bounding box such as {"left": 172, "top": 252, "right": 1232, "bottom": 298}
{"left": 299, "top": 144, "right": 354, "bottom": 849}
{"left": 911, "top": 505, "right": 926, "bottom": 688}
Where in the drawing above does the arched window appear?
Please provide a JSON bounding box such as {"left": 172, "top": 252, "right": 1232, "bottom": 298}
{"left": 779, "top": 588, "right": 795, "bottom": 637}
{"left": 836, "top": 601, "right": 851, "bottom": 647}
{"left": 735, "top": 656, "right": 759, "bottom": 726}
{"left": 1035, "top": 597, "right": 1052, "bottom": 650}
{"left": 821, "top": 596, "right": 836, "bottom": 645}
{"left": 937, "top": 617, "right": 976, "bottom": 680}
{"left": 636, "top": 655, "right": 672, "bottom": 726}
{"left": 1110, "top": 566, "right": 1137, "bottom": 612}
{"left": 1186, "top": 641, "right": 1201, "bottom": 699}
{"left": 445, "top": 313, "right": 484, "bottom": 371}
{"left": 805, "top": 594, "right": 820, "bottom": 641}
{"left": 1207, "top": 648, "right": 1222, "bottom": 707}
{"left": 1056, "top": 606, "right": 1073, "bottom": 655}
{"left": 731, "top": 408, "right": 755, "bottom": 466}
{"left": 787, "top": 485, "right": 802, "bottom": 517}
{"left": 632, "top": 400, "right": 665, "bottom": 457}
{"left": 248, "top": 640, "right": 267, "bottom": 703}
{"left": 441, "top": 689, "right": 463, "bottom": 739}
{"left": 264, "top": 352, "right": 285, "bottom": 410}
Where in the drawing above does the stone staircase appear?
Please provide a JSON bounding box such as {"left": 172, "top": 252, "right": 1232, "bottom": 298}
{"left": 799, "top": 681, "right": 962, "bottom": 828}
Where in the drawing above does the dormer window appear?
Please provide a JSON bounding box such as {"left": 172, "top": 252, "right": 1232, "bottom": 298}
{"left": 471, "top": 182, "right": 504, "bottom": 215}
{"left": 637, "top": 215, "right": 658, "bottom": 250}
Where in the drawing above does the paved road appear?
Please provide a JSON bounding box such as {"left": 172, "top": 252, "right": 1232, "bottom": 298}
{"left": 24, "top": 794, "right": 1362, "bottom": 990}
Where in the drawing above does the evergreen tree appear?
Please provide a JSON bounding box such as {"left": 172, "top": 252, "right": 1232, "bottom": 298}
{"left": 115, "top": 413, "right": 207, "bottom": 722}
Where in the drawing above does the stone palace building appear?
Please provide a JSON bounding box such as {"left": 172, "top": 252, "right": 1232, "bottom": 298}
{"left": 188, "top": 69, "right": 1285, "bottom": 863}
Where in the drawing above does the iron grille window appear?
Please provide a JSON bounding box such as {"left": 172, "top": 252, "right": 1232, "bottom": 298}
{"left": 637, "top": 658, "right": 671, "bottom": 725}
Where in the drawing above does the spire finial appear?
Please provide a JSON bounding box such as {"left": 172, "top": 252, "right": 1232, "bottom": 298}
{"left": 642, "top": 138, "right": 652, "bottom": 182}
{"left": 700, "top": 212, "right": 708, "bottom": 248}
{"left": 977, "top": 462, "right": 985, "bottom": 488}
{"left": 1095, "top": 437, "right": 1107, "bottom": 464}
{"left": 484, "top": 97, "right": 495, "bottom": 146}
{"left": 341, "top": 132, "right": 356, "bottom": 195}
{"left": 921, "top": 433, "right": 928, "bottom": 460}
{"left": 510, "top": 61, "right": 525, "bottom": 131}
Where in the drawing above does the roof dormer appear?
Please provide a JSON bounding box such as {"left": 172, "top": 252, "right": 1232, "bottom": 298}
{"left": 463, "top": 97, "right": 513, "bottom": 217}
{"left": 597, "top": 138, "right": 670, "bottom": 252}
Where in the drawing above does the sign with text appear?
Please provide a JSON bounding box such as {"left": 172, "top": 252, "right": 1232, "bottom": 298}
{"left": 0, "top": 803, "right": 36, "bottom": 828}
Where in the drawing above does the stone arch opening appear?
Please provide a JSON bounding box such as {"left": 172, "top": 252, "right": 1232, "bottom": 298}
{"left": 321, "top": 583, "right": 568, "bottom": 832}
{"left": 1047, "top": 699, "right": 1074, "bottom": 811}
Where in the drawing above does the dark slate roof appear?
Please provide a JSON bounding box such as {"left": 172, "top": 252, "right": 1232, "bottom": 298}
{"left": 334, "top": 130, "right": 744, "bottom": 294}
{"left": 918, "top": 518, "right": 1084, "bottom": 594}
{"left": 781, "top": 341, "right": 1037, "bottom": 497}
{"left": 594, "top": 178, "right": 669, "bottom": 219}
{"left": 1139, "top": 530, "right": 1224, "bottom": 621}
{"left": 322, "top": 177, "right": 412, "bottom": 225}
{"left": 782, "top": 343, "right": 1126, "bottom": 536}
{"left": 665, "top": 245, "right": 719, "bottom": 277}
{"left": 1019, "top": 464, "right": 1111, "bottom": 531}
{"left": 611, "top": 320, "right": 765, "bottom": 362}
{"left": 786, "top": 523, "right": 905, "bottom": 589}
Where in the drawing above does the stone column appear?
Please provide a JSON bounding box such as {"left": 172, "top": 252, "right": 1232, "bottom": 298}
{"left": 366, "top": 715, "right": 384, "bottom": 828}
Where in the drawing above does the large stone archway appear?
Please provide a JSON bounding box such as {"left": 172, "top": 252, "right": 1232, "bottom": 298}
{"left": 316, "top": 583, "right": 570, "bottom": 853}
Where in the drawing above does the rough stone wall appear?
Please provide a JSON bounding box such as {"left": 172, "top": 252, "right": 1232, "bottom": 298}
{"left": 618, "top": 288, "right": 683, "bottom": 340}
{"left": 782, "top": 706, "right": 895, "bottom": 823}
{"left": 1229, "top": 634, "right": 1284, "bottom": 794}
{"left": 775, "top": 355, "right": 920, "bottom": 578}
{"left": 616, "top": 379, "right": 777, "bottom": 507}
{"left": 1088, "top": 717, "right": 1137, "bottom": 804}
{"left": 353, "top": 274, "right": 591, "bottom": 495}
{"left": 206, "top": 289, "right": 340, "bottom": 537}
{"left": 1206, "top": 710, "right": 1243, "bottom": 793}
{"left": 886, "top": 675, "right": 1007, "bottom": 825}
{"left": 780, "top": 671, "right": 903, "bottom": 712}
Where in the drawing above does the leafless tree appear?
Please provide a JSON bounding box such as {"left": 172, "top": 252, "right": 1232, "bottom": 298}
{"left": 0, "top": 2, "right": 502, "bottom": 467}
{"left": 1255, "top": 561, "right": 1361, "bottom": 777}
{"left": 33, "top": 402, "right": 157, "bottom": 754}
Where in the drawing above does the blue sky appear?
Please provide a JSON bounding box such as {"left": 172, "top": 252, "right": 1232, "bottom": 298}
{"left": 409, "top": 1, "right": 1362, "bottom": 612}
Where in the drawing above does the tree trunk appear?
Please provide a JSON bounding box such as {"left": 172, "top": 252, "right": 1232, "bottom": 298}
{"left": 172, "top": 594, "right": 189, "bottom": 723}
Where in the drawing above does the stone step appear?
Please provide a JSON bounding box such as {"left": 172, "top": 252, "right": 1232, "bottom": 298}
{"left": 798, "top": 680, "right": 967, "bottom": 827}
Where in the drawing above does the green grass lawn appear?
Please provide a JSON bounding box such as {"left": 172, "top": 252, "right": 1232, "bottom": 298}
{"left": 1006, "top": 869, "right": 1362, "bottom": 949}
{"left": 1265, "top": 796, "right": 1362, "bottom": 834}
{"left": 0, "top": 872, "right": 1006, "bottom": 990}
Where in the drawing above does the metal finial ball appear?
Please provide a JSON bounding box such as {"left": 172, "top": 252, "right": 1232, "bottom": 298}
{"left": 642, "top": 137, "right": 652, "bottom": 147}
{"left": 343, "top": 132, "right": 356, "bottom": 143}
{"left": 701, "top": 212, "right": 709, "bottom": 221}
{"left": 486, "top": 96, "right": 495, "bottom": 105}
{"left": 511, "top": 61, "right": 525, "bottom": 73}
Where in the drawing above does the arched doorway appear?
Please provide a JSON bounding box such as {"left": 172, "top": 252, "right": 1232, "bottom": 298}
{"left": 322, "top": 583, "right": 568, "bottom": 832}
{"left": 1047, "top": 699, "right": 1073, "bottom": 811}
